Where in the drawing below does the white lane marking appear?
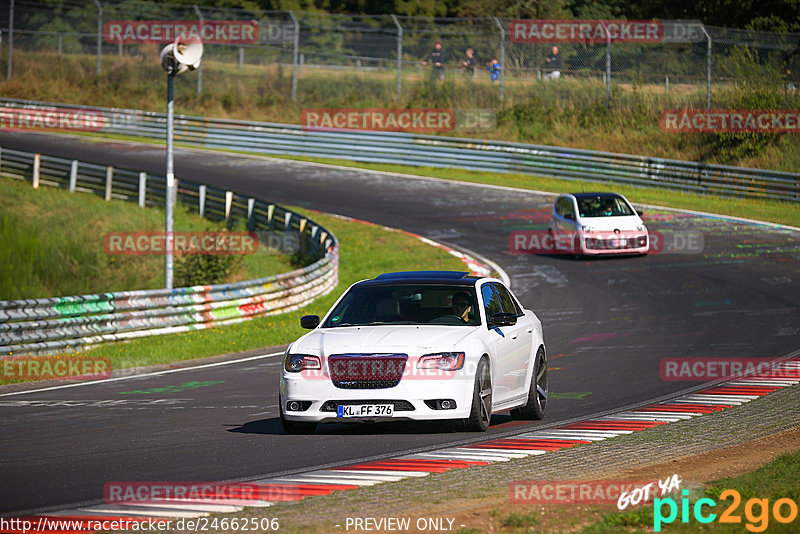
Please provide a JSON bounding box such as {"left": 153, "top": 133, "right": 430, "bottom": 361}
{"left": 116, "top": 502, "right": 242, "bottom": 513}
{"left": 516, "top": 432, "right": 611, "bottom": 441}
{"left": 620, "top": 410, "right": 697, "bottom": 419}
{"left": 323, "top": 469, "right": 431, "bottom": 478}
{"left": 0, "top": 352, "right": 284, "bottom": 397}
{"left": 726, "top": 379, "right": 800, "bottom": 387}
{"left": 460, "top": 447, "right": 548, "bottom": 455}
{"left": 672, "top": 395, "right": 747, "bottom": 404}
{"left": 250, "top": 471, "right": 415, "bottom": 484}
{"left": 76, "top": 505, "right": 208, "bottom": 518}
{"left": 514, "top": 428, "right": 623, "bottom": 439}
{"left": 595, "top": 414, "right": 687, "bottom": 423}
{"left": 631, "top": 410, "right": 705, "bottom": 419}
{"left": 402, "top": 452, "right": 510, "bottom": 462}
{"left": 267, "top": 477, "right": 379, "bottom": 486}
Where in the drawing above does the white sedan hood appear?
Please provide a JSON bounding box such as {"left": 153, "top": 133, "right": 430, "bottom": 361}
{"left": 579, "top": 215, "right": 644, "bottom": 231}
{"left": 293, "top": 325, "right": 477, "bottom": 356}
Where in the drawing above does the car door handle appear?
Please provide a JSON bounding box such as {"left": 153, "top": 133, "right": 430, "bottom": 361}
{"left": 526, "top": 328, "right": 533, "bottom": 333}
{"left": 511, "top": 333, "right": 518, "bottom": 339}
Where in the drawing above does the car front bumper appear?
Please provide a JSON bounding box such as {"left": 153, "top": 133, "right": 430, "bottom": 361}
{"left": 280, "top": 373, "right": 475, "bottom": 423}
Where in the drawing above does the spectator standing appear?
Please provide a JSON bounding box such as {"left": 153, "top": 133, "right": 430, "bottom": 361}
{"left": 487, "top": 58, "right": 500, "bottom": 82}
{"left": 544, "top": 46, "right": 562, "bottom": 80}
{"left": 422, "top": 41, "right": 446, "bottom": 81}
{"left": 462, "top": 47, "right": 477, "bottom": 78}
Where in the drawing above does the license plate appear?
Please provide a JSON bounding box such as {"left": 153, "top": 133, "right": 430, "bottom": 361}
{"left": 336, "top": 404, "right": 394, "bottom": 418}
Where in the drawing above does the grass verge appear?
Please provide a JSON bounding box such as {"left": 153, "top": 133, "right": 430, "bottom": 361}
{"left": 0, "top": 177, "right": 295, "bottom": 300}
{"left": 1, "top": 51, "right": 797, "bottom": 171}
{"left": 0, "top": 209, "right": 466, "bottom": 384}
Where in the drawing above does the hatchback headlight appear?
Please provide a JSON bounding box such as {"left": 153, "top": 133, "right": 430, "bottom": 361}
{"left": 580, "top": 225, "right": 595, "bottom": 233}
{"left": 417, "top": 352, "right": 465, "bottom": 370}
{"left": 284, "top": 354, "right": 321, "bottom": 372}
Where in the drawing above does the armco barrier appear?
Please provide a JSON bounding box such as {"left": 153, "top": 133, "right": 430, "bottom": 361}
{"left": 0, "top": 97, "right": 797, "bottom": 202}
{"left": 0, "top": 147, "right": 338, "bottom": 356}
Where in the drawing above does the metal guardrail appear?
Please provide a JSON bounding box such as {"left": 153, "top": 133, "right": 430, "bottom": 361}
{"left": 0, "top": 147, "right": 339, "bottom": 356}
{"left": 1, "top": 98, "right": 796, "bottom": 202}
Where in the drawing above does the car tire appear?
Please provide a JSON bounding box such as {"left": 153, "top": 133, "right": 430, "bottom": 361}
{"left": 463, "top": 357, "right": 492, "bottom": 432}
{"left": 511, "top": 346, "right": 547, "bottom": 420}
{"left": 280, "top": 403, "right": 316, "bottom": 435}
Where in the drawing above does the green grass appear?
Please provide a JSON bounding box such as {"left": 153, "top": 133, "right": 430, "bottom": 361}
{"left": 0, "top": 177, "right": 295, "bottom": 300}
{"left": 581, "top": 449, "right": 800, "bottom": 533}
{"left": 500, "top": 511, "right": 540, "bottom": 530}
{"left": 27, "top": 209, "right": 466, "bottom": 378}
{"left": 2, "top": 49, "right": 797, "bottom": 172}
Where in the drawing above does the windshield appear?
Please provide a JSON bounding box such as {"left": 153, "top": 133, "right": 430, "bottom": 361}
{"left": 322, "top": 284, "right": 481, "bottom": 327}
{"left": 577, "top": 195, "right": 634, "bottom": 218}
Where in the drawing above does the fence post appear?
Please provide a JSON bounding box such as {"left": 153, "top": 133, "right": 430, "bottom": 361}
{"left": 198, "top": 184, "right": 206, "bottom": 217}
{"left": 494, "top": 17, "right": 505, "bottom": 102}
{"left": 105, "top": 166, "right": 113, "bottom": 201}
{"left": 700, "top": 25, "right": 712, "bottom": 109}
{"left": 93, "top": 0, "right": 102, "bottom": 77}
{"left": 32, "top": 153, "right": 40, "bottom": 189}
{"left": 289, "top": 10, "right": 299, "bottom": 101}
{"left": 69, "top": 160, "right": 78, "bottom": 192}
{"left": 299, "top": 53, "right": 304, "bottom": 74}
{"left": 138, "top": 171, "right": 146, "bottom": 207}
{"left": 225, "top": 190, "right": 233, "bottom": 226}
{"left": 238, "top": 47, "right": 244, "bottom": 68}
{"left": 391, "top": 15, "right": 402, "bottom": 98}
{"left": 193, "top": 5, "right": 204, "bottom": 95}
{"left": 247, "top": 198, "right": 255, "bottom": 230}
{"left": 601, "top": 20, "right": 611, "bottom": 111}
{"left": 665, "top": 75, "right": 669, "bottom": 95}
{"left": 6, "top": 0, "right": 14, "bottom": 80}
{"left": 58, "top": 34, "right": 63, "bottom": 55}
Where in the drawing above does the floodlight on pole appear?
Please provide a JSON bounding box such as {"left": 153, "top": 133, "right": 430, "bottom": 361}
{"left": 159, "top": 34, "right": 203, "bottom": 290}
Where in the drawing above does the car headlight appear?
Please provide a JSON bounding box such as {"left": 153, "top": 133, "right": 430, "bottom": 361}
{"left": 417, "top": 352, "right": 465, "bottom": 370}
{"left": 284, "top": 354, "right": 321, "bottom": 372}
{"left": 580, "top": 225, "right": 595, "bottom": 233}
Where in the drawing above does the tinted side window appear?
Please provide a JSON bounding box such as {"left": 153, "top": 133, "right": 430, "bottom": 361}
{"left": 492, "top": 283, "right": 523, "bottom": 316}
{"left": 557, "top": 197, "right": 575, "bottom": 219}
{"left": 481, "top": 284, "right": 503, "bottom": 320}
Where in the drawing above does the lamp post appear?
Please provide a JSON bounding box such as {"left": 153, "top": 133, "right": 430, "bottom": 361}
{"left": 159, "top": 35, "right": 203, "bottom": 289}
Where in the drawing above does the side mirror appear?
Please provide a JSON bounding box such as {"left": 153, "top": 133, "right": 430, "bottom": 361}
{"left": 636, "top": 209, "right": 644, "bottom": 217}
{"left": 565, "top": 212, "right": 574, "bottom": 220}
{"left": 491, "top": 312, "right": 517, "bottom": 327}
{"left": 300, "top": 315, "right": 320, "bottom": 329}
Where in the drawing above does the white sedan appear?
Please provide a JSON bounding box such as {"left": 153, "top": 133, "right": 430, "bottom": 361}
{"left": 279, "top": 271, "right": 547, "bottom": 433}
{"left": 549, "top": 192, "right": 649, "bottom": 256}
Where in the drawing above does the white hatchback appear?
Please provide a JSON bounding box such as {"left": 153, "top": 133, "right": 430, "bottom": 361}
{"left": 549, "top": 192, "right": 649, "bottom": 256}
{"left": 279, "top": 271, "right": 547, "bottom": 433}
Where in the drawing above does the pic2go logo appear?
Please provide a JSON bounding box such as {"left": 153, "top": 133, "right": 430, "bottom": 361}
{"left": 654, "top": 489, "right": 799, "bottom": 532}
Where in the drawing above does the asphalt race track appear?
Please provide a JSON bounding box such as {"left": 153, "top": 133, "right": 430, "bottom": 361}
{"left": 1, "top": 132, "right": 798, "bottom": 515}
